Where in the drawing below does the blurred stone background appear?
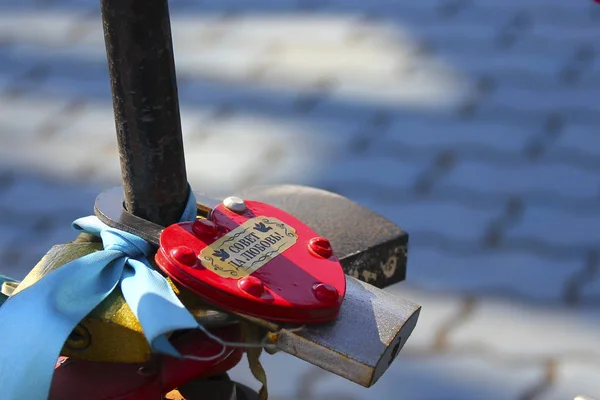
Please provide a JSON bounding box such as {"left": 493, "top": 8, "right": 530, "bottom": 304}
{"left": 1, "top": 0, "right": 600, "bottom": 399}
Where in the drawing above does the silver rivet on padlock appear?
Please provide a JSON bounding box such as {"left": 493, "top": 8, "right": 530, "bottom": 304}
{"left": 223, "top": 196, "right": 247, "bottom": 213}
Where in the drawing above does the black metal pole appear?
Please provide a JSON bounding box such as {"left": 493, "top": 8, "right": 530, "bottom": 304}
{"left": 100, "top": 0, "right": 189, "bottom": 226}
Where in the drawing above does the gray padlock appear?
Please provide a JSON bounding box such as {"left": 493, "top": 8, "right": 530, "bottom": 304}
{"left": 274, "top": 276, "right": 420, "bottom": 387}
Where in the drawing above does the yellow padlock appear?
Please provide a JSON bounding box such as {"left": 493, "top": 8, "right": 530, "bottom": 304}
{"left": 12, "top": 235, "right": 230, "bottom": 363}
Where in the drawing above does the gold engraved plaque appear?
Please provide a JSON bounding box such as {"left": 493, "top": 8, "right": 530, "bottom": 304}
{"left": 199, "top": 217, "right": 298, "bottom": 279}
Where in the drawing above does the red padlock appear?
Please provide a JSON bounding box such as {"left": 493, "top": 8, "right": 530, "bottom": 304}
{"left": 50, "top": 326, "right": 243, "bottom": 400}
{"left": 155, "top": 199, "right": 347, "bottom": 324}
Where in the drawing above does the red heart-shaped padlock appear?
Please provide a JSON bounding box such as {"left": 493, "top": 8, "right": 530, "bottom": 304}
{"left": 155, "top": 199, "right": 347, "bottom": 324}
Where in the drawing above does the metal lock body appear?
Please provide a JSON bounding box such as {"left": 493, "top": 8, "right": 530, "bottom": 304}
{"left": 9, "top": 184, "right": 419, "bottom": 387}
{"left": 94, "top": 184, "right": 421, "bottom": 387}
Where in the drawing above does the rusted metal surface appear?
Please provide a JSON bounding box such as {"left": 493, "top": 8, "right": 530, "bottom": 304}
{"left": 236, "top": 185, "right": 408, "bottom": 288}
{"left": 100, "top": 0, "right": 189, "bottom": 226}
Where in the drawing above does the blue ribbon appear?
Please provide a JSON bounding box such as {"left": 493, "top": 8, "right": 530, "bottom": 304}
{"left": 0, "top": 189, "right": 203, "bottom": 399}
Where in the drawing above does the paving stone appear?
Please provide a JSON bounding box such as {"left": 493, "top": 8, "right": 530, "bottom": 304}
{"left": 177, "top": 80, "right": 298, "bottom": 117}
{"left": 0, "top": 216, "right": 69, "bottom": 280}
{"left": 0, "top": 10, "right": 86, "bottom": 46}
{"left": 313, "top": 156, "right": 425, "bottom": 189}
{"left": 266, "top": 42, "right": 403, "bottom": 84}
{"left": 0, "top": 0, "right": 39, "bottom": 10}
{"left": 170, "top": 15, "right": 234, "bottom": 49}
{"left": 383, "top": 23, "right": 587, "bottom": 65}
{"left": 540, "top": 361, "right": 600, "bottom": 400}
{"left": 554, "top": 124, "right": 600, "bottom": 158}
{"left": 47, "top": 101, "right": 116, "bottom": 141}
{"left": 404, "top": 246, "right": 584, "bottom": 302}
{"left": 369, "top": 200, "right": 500, "bottom": 243}
{"left": 338, "top": 54, "right": 465, "bottom": 107}
{"left": 435, "top": 55, "right": 572, "bottom": 92}
{"left": 489, "top": 86, "right": 600, "bottom": 116}
{"left": 5, "top": 44, "right": 112, "bottom": 99}
{"left": 473, "top": 100, "right": 600, "bottom": 127}
{"left": 49, "top": 101, "right": 212, "bottom": 150}
{"left": 87, "top": 159, "right": 122, "bottom": 184}
{"left": 0, "top": 225, "right": 24, "bottom": 254}
{"left": 0, "top": 140, "right": 108, "bottom": 182}
{"left": 505, "top": 206, "right": 600, "bottom": 249}
{"left": 0, "top": 45, "right": 39, "bottom": 84}
{"left": 444, "top": 3, "right": 597, "bottom": 29}
{"left": 248, "top": 30, "right": 469, "bottom": 110}
{"left": 513, "top": 5, "right": 599, "bottom": 28}
{"left": 170, "top": 0, "right": 298, "bottom": 13}
{"left": 5, "top": 224, "right": 80, "bottom": 280}
{"left": 0, "top": 75, "right": 12, "bottom": 96}
{"left": 385, "top": 283, "right": 463, "bottom": 350}
{"left": 473, "top": 0, "right": 588, "bottom": 7}
{"left": 441, "top": 9, "right": 593, "bottom": 30}
{"left": 36, "top": 65, "right": 111, "bottom": 100}
{"left": 0, "top": 240, "right": 36, "bottom": 280}
{"left": 433, "top": 44, "right": 566, "bottom": 72}
{"left": 0, "top": 94, "right": 71, "bottom": 139}
{"left": 175, "top": 45, "right": 265, "bottom": 82}
{"left": 1, "top": 2, "right": 600, "bottom": 400}
{"left": 580, "top": 278, "right": 600, "bottom": 304}
{"left": 443, "top": 161, "right": 600, "bottom": 199}
{"left": 180, "top": 107, "right": 215, "bottom": 140}
{"left": 231, "top": 352, "right": 545, "bottom": 400}
{"left": 0, "top": 175, "right": 106, "bottom": 280}
{"left": 381, "top": 116, "right": 532, "bottom": 154}
{"left": 448, "top": 297, "right": 600, "bottom": 359}
{"left": 0, "top": 175, "right": 97, "bottom": 215}
{"left": 0, "top": 130, "right": 119, "bottom": 184}
{"left": 228, "top": 353, "right": 315, "bottom": 400}
{"left": 184, "top": 114, "right": 351, "bottom": 193}
{"left": 315, "top": 354, "right": 545, "bottom": 400}
{"left": 67, "top": 19, "right": 104, "bottom": 48}
{"left": 213, "top": 14, "right": 359, "bottom": 46}
{"left": 392, "top": 24, "right": 498, "bottom": 53}
{"left": 329, "top": 71, "right": 467, "bottom": 110}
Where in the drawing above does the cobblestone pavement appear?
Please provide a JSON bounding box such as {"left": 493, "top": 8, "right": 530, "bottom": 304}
{"left": 1, "top": 1, "right": 600, "bottom": 399}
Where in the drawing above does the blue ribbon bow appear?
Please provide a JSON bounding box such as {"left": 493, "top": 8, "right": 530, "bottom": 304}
{"left": 0, "top": 189, "right": 204, "bottom": 399}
